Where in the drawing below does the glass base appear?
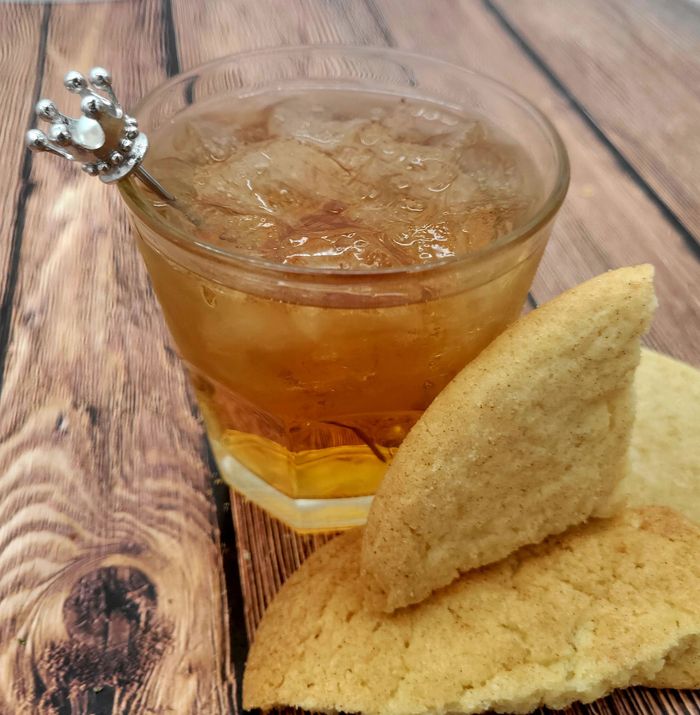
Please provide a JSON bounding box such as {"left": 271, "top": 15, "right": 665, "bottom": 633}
{"left": 212, "top": 443, "right": 373, "bottom": 532}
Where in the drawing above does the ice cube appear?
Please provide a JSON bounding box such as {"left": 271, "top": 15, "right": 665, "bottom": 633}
{"left": 156, "top": 92, "right": 543, "bottom": 268}
{"left": 458, "top": 141, "right": 529, "bottom": 197}
{"left": 194, "top": 139, "right": 368, "bottom": 220}
{"left": 426, "top": 119, "right": 487, "bottom": 149}
{"left": 338, "top": 122, "right": 463, "bottom": 202}
{"left": 268, "top": 97, "right": 365, "bottom": 151}
{"left": 280, "top": 228, "right": 398, "bottom": 270}
{"left": 170, "top": 117, "right": 238, "bottom": 162}
{"left": 380, "top": 100, "right": 462, "bottom": 143}
{"left": 193, "top": 206, "right": 290, "bottom": 252}
{"left": 149, "top": 157, "right": 196, "bottom": 200}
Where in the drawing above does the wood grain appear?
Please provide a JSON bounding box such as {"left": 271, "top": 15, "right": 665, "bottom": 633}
{"left": 1, "top": 1, "right": 698, "bottom": 714}
{"left": 0, "top": 1, "right": 233, "bottom": 713}
{"left": 490, "top": 0, "right": 700, "bottom": 241}
{"left": 0, "top": 4, "right": 45, "bottom": 381}
{"left": 171, "top": 0, "right": 383, "bottom": 67}
{"left": 167, "top": 1, "right": 699, "bottom": 714}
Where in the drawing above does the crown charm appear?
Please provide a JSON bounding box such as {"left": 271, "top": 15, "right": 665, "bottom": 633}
{"left": 26, "top": 67, "right": 173, "bottom": 201}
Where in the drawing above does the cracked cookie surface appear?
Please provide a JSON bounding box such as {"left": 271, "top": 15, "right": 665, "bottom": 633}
{"left": 244, "top": 507, "right": 700, "bottom": 715}
{"left": 362, "top": 265, "right": 657, "bottom": 611}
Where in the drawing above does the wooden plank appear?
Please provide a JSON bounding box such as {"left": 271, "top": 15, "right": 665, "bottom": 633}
{"left": 0, "top": 4, "right": 45, "bottom": 381}
{"left": 0, "top": 1, "right": 233, "bottom": 713}
{"left": 231, "top": 499, "right": 332, "bottom": 639}
{"left": 171, "top": 0, "right": 381, "bottom": 68}
{"left": 490, "top": 0, "right": 700, "bottom": 242}
{"left": 177, "top": 3, "right": 698, "bottom": 715}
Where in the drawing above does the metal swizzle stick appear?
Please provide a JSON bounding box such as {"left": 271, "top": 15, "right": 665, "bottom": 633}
{"left": 25, "top": 67, "right": 174, "bottom": 203}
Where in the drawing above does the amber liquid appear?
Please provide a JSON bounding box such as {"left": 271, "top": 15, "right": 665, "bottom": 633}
{"left": 132, "top": 89, "right": 547, "bottom": 528}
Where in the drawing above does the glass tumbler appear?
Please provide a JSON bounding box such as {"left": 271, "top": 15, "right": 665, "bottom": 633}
{"left": 118, "top": 46, "right": 569, "bottom": 532}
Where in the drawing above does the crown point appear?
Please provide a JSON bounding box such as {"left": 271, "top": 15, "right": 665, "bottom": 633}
{"left": 109, "top": 150, "right": 124, "bottom": 165}
{"left": 89, "top": 66, "right": 112, "bottom": 88}
{"left": 82, "top": 163, "right": 99, "bottom": 176}
{"left": 64, "top": 70, "right": 87, "bottom": 93}
{"left": 25, "top": 128, "right": 48, "bottom": 150}
{"left": 81, "top": 95, "right": 101, "bottom": 118}
{"left": 36, "top": 98, "right": 58, "bottom": 121}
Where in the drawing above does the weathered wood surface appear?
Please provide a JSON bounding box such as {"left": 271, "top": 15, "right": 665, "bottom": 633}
{"left": 0, "top": 1, "right": 234, "bottom": 713}
{"left": 0, "top": 1, "right": 698, "bottom": 714}
{"left": 0, "top": 4, "right": 44, "bottom": 378}
{"left": 490, "top": 0, "right": 700, "bottom": 241}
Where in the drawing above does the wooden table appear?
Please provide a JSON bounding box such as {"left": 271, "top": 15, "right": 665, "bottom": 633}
{"left": 0, "top": 1, "right": 698, "bottom": 713}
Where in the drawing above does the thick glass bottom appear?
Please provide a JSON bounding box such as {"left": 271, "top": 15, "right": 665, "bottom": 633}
{"left": 210, "top": 437, "right": 373, "bottom": 532}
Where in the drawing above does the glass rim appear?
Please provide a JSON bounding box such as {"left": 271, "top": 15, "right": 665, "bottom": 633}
{"left": 121, "top": 44, "right": 570, "bottom": 278}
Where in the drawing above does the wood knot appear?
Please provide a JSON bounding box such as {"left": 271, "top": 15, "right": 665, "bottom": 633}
{"left": 63, "top": 566, "right": 157, "bottom": 645}
{"left": 37, "top": 566, "right": 172, "bottom": 712}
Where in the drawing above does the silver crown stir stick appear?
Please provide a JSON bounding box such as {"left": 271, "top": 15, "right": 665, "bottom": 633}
{"left": 25, "top": 67, "right": 174, "bottom": 203}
